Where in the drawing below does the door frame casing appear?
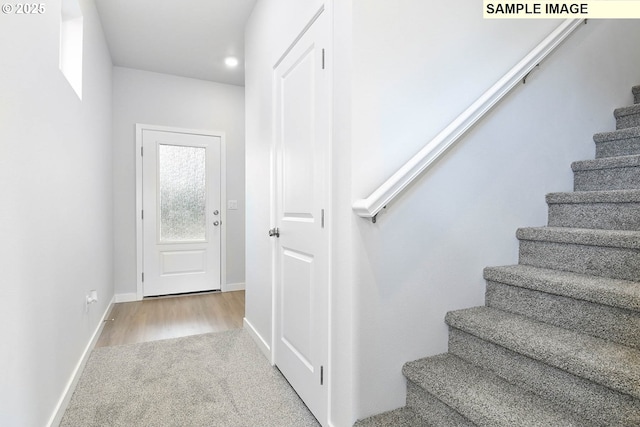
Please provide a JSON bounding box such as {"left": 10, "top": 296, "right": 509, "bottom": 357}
{"left": 135, "top": 123, "right": 227, "bottom": 300}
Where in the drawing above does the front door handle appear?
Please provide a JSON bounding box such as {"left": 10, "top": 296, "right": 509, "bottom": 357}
{"left": 268, "top": 227, "right": 280, "bottom": 238}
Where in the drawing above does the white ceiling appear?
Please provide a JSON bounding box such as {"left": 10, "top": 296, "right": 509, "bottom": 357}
{"left": 94, "top": 0, "right": 256, "bottom": 86}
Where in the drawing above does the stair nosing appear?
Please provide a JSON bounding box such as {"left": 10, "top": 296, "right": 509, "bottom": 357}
{"left": 516, "top": 226, "right": 640, "bottom": 249}
{"left": 572, "top": 154, "right": 640, "bottom": 171}
{"left": 445, "top": 306, "right": 640, "bottom": 398}
{"left": 593, "top": 126, "right": 640, "bottom": 143}
{"left": 403, "top": 353, "right": 595, "bottom": 427}
{"left": 483, "top": 264, "right": 640, "bottom": 312}
{"left": 614, "top": 104, "right": 640, "bottom": 118}
{"left": 546, "top": 189, "right": 640, "bottom": 204}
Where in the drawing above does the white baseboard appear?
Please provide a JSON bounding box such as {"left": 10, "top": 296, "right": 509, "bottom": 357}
{"left": 114, "top": 292, "right": 138, "bottom": 303}
{"left": 223, "top": 282, "right": 245, "bottom": 292}
{"left": 47, "top": 296, "right": 115, "bottom": 427}
{"left": 243, "top": 317, "right": 272, "bottom": 364}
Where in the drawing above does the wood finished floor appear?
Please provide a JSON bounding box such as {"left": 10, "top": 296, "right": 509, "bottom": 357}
{"left": 96, "top": 291, "right": 245, "bottom": 348}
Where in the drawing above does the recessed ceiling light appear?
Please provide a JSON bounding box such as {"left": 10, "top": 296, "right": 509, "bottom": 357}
{"left": 224, "top": 57, "right": 239, "bottom": 67}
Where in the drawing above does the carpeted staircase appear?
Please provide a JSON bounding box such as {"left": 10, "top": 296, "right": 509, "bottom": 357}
{"left": 355, "top": 85, "right": 640, "bottom": 427}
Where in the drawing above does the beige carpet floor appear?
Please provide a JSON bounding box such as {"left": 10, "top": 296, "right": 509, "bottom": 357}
{"left": 60, "top": 328, "right": 320, "bottom": 427}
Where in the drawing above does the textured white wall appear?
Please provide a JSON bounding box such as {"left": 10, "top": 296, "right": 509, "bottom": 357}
{"left": 0, "top": 0, "right": 113, "bottom": 425}
{"left": 112, "top": 67, "right": 246, "bottom": 296}
{"left": 351, "top": 2, "right": 640, "bottom": 419}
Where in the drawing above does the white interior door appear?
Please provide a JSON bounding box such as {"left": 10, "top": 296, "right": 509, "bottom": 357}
{"left": 142, "top": 129, "right": 222, "bottom": 297}
{"left": 273, "top": 10, "right": 330, "bottom": 426}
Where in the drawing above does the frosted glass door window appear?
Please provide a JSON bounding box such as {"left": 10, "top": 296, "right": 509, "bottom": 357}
{"left": 158, "top": 144, "right": 207, "bottom": 242}
{"left": 142, "top": 128, "right": 221, "bottom": 297}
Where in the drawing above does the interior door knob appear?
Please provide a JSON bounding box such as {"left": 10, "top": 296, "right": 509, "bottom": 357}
{"left": 268, "top": 227, "right": 280, "bottom": 238}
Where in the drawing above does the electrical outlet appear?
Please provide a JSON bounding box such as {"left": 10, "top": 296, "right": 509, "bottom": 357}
{"left": 85, "top": 290, "right": 98, "bottom": 313}
{"left": 86, "top": 290, "right": 98, "bottom": 305}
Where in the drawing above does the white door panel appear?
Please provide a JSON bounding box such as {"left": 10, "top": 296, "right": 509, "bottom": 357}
{"left": 273, "top": 10, "right": 329, "bottom": 426}
{"left": 281, "top": 247, "right": 314, "bottom": 366}
{"left": 142, "top": 129, "right": 222, "bottom": 297}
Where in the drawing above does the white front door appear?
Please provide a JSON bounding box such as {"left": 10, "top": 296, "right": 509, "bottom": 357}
{"left": 141, "top": 128, "right": 222, "bottom": 297}
{"left": 272, "top": 10, "right": 330, "bottom": 426}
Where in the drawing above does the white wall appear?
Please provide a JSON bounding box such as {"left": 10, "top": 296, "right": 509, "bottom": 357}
{"left": 351, "top": 2, "right": 640, "bottom": 419}
{"left": 112, "top": 67, "right": 246, "bottom": 297}
{"left": 330, "top": 1, "right": 355, "bottom": 425}
{"left": 0, "top": 0, "right": 113, "bottom": 425}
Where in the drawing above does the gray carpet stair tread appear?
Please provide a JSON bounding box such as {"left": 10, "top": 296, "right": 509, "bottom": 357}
{"left": 593, "top": 127, "right": 640, "bottom": 159}
{"left": 546, "top": 189, "right": 640, "bottom": 204}
{"left": 483, "top": 264, "right": 640, "bottom": 312}
{"left": 615, "top": 104, "right": 640, "bottom": 119}
{"left": 353, "top": 407, "right": 429, "bottom": 427}
{"left": 403, "top": 354, "right": 595, "bottom": 427}
{"left": 572, "top": 154, "right": 640, "bottom": 172}
{"left": 615, "top": 105, "right": 640, "bottom": 129}
{"left": 445, "top": 306, "right": 640, "bottom": 398}
{"left": 516, "top": 226, "right": 640, "bottom": 249}
{"left": 594, "top": 126, "right": 640, "bottom": 143}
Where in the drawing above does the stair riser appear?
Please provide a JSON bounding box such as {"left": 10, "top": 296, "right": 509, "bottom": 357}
{"left": 596, "top": 137, "right": 640, "bottom": 158}
{"left": 616, "top": 112, "right": 640, "bottom": 130}
{"left": 406, "top": 381, "right": 474, "bottom": 427}
{"left": 574, "top": 167, "right": 640, "bottom": 191}
{"left": 547, "top": 202, "right": 640, "bottom": 231}
{"left": 448, "top": 328, "right": 640, "bottom": 427}
{"left": 519, "top": 240, "right": 640, "bottom": 281}
{"left": 485, "top": 281, "right": 640, "bottom": 349}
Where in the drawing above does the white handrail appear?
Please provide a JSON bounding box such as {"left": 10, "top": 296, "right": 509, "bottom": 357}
{"left": 352, "top": 19, "right": 585, "bottom": 222}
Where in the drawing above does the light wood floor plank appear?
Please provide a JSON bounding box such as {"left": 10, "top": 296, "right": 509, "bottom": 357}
{"left": 96, "top": 291, "right": 245, "bottom": 347}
